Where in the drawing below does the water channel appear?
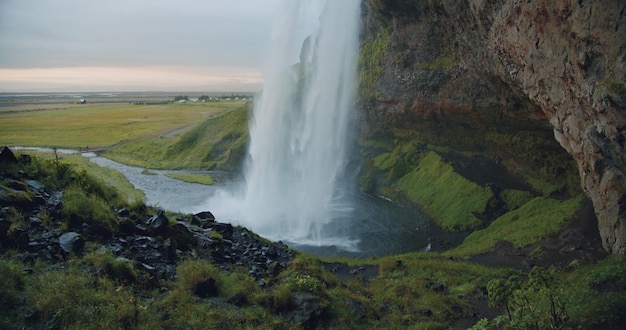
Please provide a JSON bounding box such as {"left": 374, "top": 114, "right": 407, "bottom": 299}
{"left": 15, "top": 147, "right": 435, "bottom": 258}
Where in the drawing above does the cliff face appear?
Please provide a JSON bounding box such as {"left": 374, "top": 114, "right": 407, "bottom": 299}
{"left": 359, "top": 0, "right": 626, "bottom": 254}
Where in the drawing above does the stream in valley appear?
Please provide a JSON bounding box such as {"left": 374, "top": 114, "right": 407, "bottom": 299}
{"left": 15, "top": 147, "right": 436, "bottom": 258}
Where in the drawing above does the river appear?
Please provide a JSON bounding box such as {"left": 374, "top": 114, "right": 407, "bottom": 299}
{"left": 15, "top": 147, "right": 436, "bottom": 258}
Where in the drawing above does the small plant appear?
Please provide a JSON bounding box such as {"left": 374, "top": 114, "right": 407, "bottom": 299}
{"left": 485, "top": 267, "right": 569, "bottom": 329}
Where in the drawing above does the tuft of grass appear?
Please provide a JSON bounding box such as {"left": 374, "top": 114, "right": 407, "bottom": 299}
{"left": 396, "top": 151, "right": 495, "bottom": 231}
{"left": 84, "top": 252, "right": 138, "bottom": 284}
{"left": 26, "top": 266, "right": 148, "bottom": 329}
{"left": 61, "top": 153, "right": 145, "bottom": 204}
{"left": 61, "top": 184, "right": 118, "bottom": 234}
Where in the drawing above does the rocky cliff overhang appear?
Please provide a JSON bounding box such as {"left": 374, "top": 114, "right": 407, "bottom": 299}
{"left": 360, "top": 0, "right": 625, "bottom": 254}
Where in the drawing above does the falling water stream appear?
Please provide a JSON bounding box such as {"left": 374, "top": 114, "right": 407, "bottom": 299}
{"left": 205, "top": 0, "right": 434, "bottom": 256}
{"left": 12, "top": 1, "right": 436, "bottom": 258}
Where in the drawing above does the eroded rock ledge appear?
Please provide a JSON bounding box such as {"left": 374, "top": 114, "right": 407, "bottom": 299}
{"left": 361, "top": 0, "right": 625, "bottom": 254}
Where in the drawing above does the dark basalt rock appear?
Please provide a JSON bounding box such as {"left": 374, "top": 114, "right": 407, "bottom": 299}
{"left": 287, "top": 291, "right": 325, "bottom": 328}
{"left": 0, "top": 167, "right": 296, "bottom": 286}
{"left": 190, "top": 211, "right": 216, "bottom": 228}
{"left": 58, "top": 232, "right": 84, "bottom": 254}
{"left": 147, "top": 209, "right": 170, "bottom": 236}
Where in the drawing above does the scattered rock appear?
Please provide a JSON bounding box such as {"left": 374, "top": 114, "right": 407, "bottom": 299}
{"left": 287, "top": 292, "right": 325, "bottom": 327}
{"left": 58, "top": 232, "right": 84, "bottom": 254}
{"left": 191, "top": 211, "right": 215, "bottom": 228}
{"left": 148, "top": 210, "right": 170, "bottom": 236}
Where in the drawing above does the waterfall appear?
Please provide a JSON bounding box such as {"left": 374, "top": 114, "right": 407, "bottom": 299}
{"left": 208, "top": 0, "right": 361, "bottom": 247}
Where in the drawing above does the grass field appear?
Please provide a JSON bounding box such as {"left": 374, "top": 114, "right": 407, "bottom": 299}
{"left": 0, "top": 100, "right": 246, "bottom": 149}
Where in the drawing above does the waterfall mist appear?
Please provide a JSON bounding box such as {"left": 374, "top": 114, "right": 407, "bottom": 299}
{"left": 207, "top": 0, "right": 362, "bottom": 248}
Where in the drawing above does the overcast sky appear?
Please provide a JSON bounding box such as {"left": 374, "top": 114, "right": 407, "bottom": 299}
{"left": 0, "top": 0, "right": 286, "bottom": 92}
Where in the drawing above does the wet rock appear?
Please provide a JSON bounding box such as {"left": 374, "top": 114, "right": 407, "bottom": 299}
{"left": 191, "top": 211, "right": 215, "bottom": 228}
{"left": 169, "top": 222, "right": 195, "bottom": 252}
{"left": 58, "top": 232, "right": 84, "bottom": 254}
{"left": 212, "top": 223, "right": 233, "bottom": 239}
{"left": 26, "top": 180, "right": 46, "bottom": 193}
{"left": 117, "top": 207, "right": 130, "bottom": 217}
{"left": 148, "top": 210, "right": 169, "bottom": 236}
{"left": 287, "top": 292, "right": 325, "bottom": 327}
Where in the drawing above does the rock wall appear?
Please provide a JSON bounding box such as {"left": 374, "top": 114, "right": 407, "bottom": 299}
{"left": 360, "top": 0, "right": 626, "bottom": 254}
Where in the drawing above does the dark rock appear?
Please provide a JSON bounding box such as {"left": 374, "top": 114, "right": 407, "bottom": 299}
{"left": 0, "top": 146, "right": 18, "bottom": 164}
{"left": 0, "top": 217, "right": 11, "bottom": 247}
{"left": 58, "top": 232, "right": 84, "bottom": 254}
{"left": 194, "top": 278, "right": 218, "bottom": 298}
{"left": 26, "top": 180, "right": 45, "bottom": 193}
{"left": 169, "top": 222, "right": 195, "bottom": 251}
{"left": 18, "top": 154, "right": 31, "bottom": 164}
{"left": 148, "top": 211, "right": 169, "bottom": 236}
{"left": 345, "top": 297, "right": 366, "bottom": 319}
{"left": 428, "top": 281, "right": 446, "bottom": 292}
{"left": 118, "top": 218, "right": 136, "bottom": 236}
{"left": 227, "top": 293, "right": 247, "bottom": 307}
{"left": 212, "top": 223, "right": 234, "bottom": 239}
{"left": 191, "top": 211, "right": 215, "bottom": 228}
{"left": 9, "top": 227, "right": 29, "bottom": 249}
{"left": 117, "top": 208, "right": 130, "bottom": 217}
{"left": 287, "top": 292, "right": 325, "bottom": 327}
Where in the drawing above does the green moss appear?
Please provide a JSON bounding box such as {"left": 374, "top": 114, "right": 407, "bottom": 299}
{"left": 500, "top": 189, "right": 535, "bottom": 211}
{"left": 448, "top": 194, "right": 586, "bottom": 257}
{"left": 397, "top": 151, "right": 495, "bottom": 231}
{"left": 164, "top": 172, "right": 214, "bottom": 185}
{"left": 358, "top": 24, "right": 391, "bottom": 102}
{"left": 419, "top": 53, "right": 459, "bottom": 70}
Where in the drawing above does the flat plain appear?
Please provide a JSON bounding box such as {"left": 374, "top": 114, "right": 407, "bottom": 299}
{"left": 0, "top": 92, "right": 248, "bottom": 149}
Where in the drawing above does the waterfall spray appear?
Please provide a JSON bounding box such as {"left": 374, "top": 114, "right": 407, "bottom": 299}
{"left": 208, "top": 0, "right": 361, "bottom": 247}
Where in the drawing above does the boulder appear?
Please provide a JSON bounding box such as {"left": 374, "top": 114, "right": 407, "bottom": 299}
{"left": 0, "top": 146, "right": 18, "bottom": 164}
{"left": 287, "top": 292, "right": 325, "bottom": 327}
{"left": 148, "top": 210, "right": 170, "bottom": 236}
{"left": 58, "top": 232, "right": 84, "bottom": 254}
{"left": 191, "top": 211, "right": 216, "bottom": 228}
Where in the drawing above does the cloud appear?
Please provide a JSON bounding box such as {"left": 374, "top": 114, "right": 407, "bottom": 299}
{"left": 0, "top": 0, "right": 280, "bottom": 91}
{"left": 0, "top": 66, "right": 263, "bottom": 92}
